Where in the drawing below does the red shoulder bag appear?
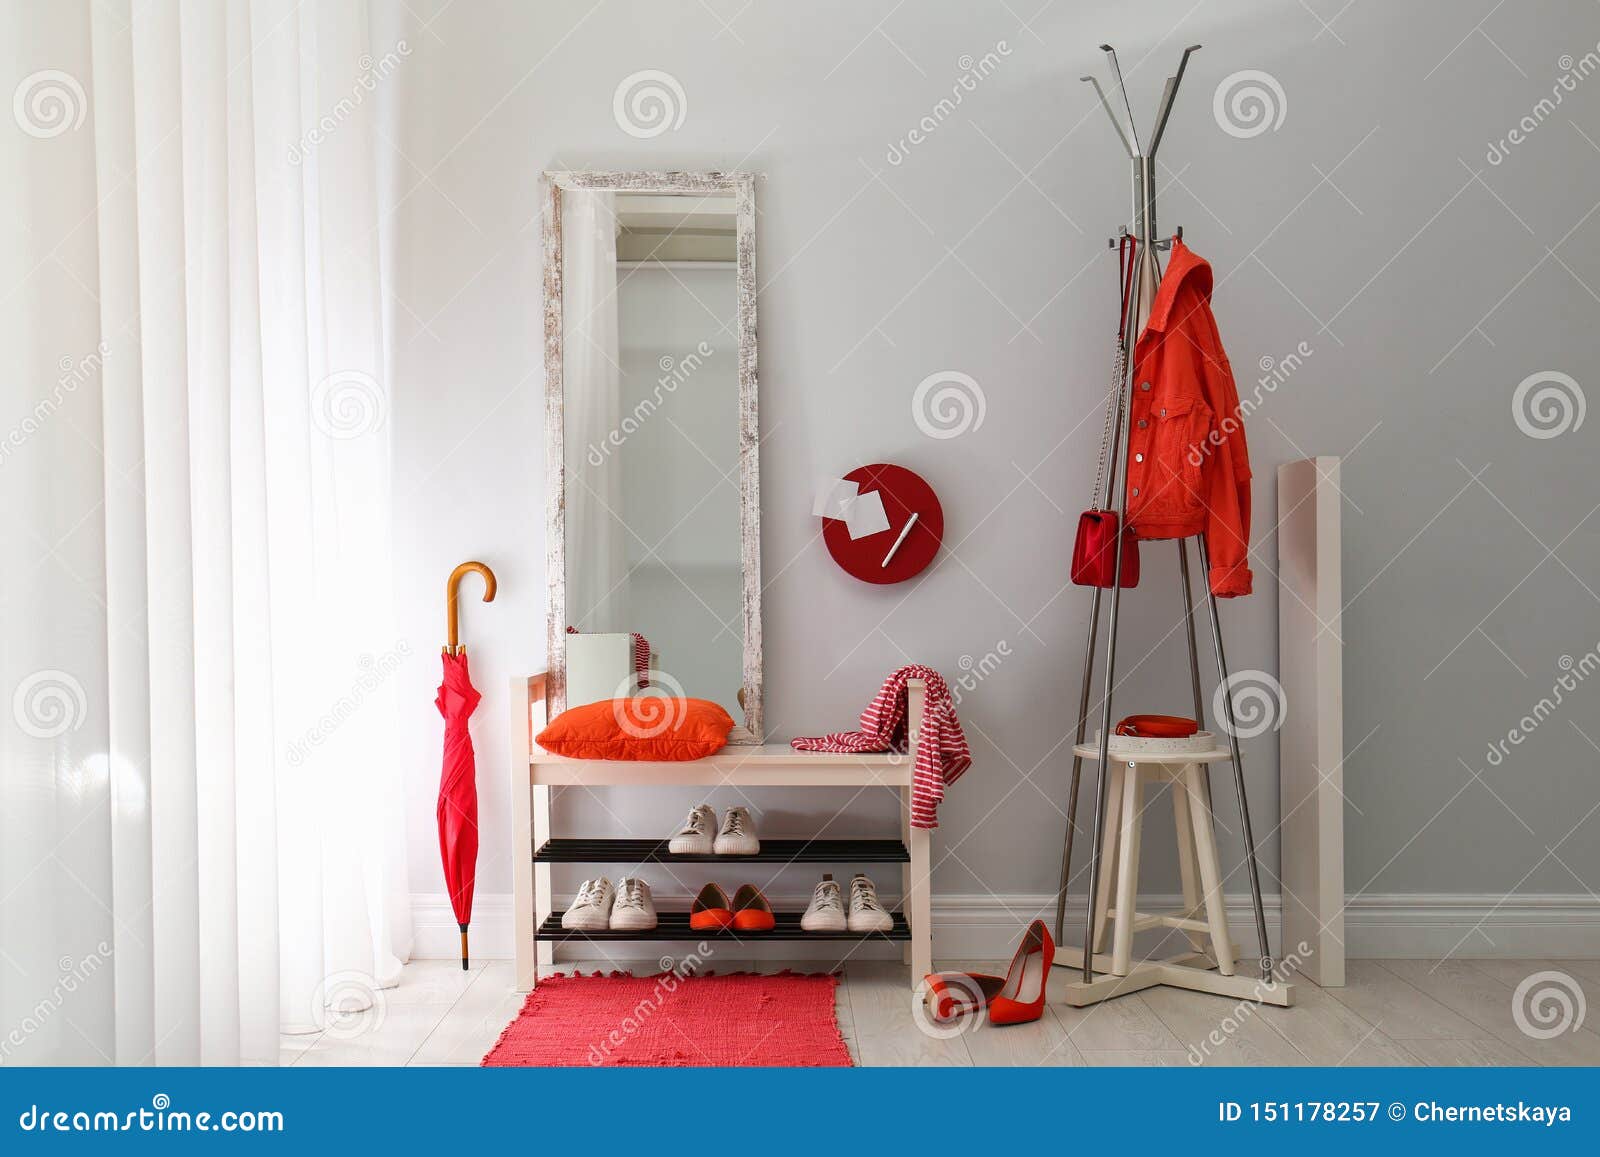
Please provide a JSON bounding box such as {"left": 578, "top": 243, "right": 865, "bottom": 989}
{"left": 1071, "top": 235, "right": 1140, "bottom": 589}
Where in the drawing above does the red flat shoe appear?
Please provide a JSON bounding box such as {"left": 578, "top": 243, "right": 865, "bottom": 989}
{"left": 989, "top": 919, "right": 1054, "bottom": 1026}
{"left": 689, "top": 883, "right": 734, "bottom": 931}
{"left": 730, "top": 884, "right": 775, "bottom": 931}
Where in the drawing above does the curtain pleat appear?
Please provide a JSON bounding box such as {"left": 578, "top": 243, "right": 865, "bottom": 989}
{"left": 222, "top": 0, "right": 282, "bottom": 1068}
{"left": 249, "top": 0, "right": 326, "bottom": 1037}
{"left": 89, "top": 0, "right": 158, "bottom": 1067}
{"left": 129, "top": 0, "right": 205, "bottom": 1066}
{"left": 178, "top": 0, "right": 242, "bottom": 1067}
{"left": 0, "top": 0, "right": 117, "bottom": 1069}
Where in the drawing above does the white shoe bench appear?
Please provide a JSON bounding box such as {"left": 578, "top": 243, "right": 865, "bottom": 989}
{"left": 509, "top": 674, "right": 934, "bottom": 991}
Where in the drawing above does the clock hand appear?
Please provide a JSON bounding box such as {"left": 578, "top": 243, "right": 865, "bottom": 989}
{"left": 881, "top": 511, "right": 919, "bottom": 567}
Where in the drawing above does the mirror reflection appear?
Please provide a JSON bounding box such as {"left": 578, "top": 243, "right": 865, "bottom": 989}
{"left": 562, "top": 188, "right": 744, "bottom": 720}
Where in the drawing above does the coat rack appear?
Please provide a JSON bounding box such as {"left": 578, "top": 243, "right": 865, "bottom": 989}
{"left": 1051, "top": 44, "right": 1285, "bottom": 1005}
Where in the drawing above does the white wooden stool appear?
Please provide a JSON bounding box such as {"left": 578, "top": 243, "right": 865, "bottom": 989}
{"left": 1054, "top": 745, "right": 1293, "bottom": 1008}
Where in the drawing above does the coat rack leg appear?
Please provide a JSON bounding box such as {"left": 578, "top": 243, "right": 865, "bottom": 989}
{"left": 1081, "top": 575, "right": 1123, "bottom": 984}
{"left": 1054, "top": 584, "right": 1103, "bottom": 945}
{"left": 1081, "top": 207, "right": 1143, "bottom": 983}
{"left": 1172, "top": 539, "right": 1211, "bottom": 954}
{"left": 1177, "top": 540, "right": 1205, "bottom": 720}
{"left": 1198, "top": 534, "right": 1274, "bottom": 978}
{"left": 1080, "top": 367, "right": 1134, "bottom": 983}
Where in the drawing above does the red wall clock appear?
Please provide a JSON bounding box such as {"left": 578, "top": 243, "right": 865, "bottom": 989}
{"left": 823, "top": 464, "right": 944, "bottom": 584}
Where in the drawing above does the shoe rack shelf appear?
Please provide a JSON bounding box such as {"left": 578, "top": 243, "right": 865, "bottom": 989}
{"left": 535, "top": 910, "right": 912, "bottom": 943}
{"left": 532, "top": 837, "right": 911, "bottom": 864}
{"left": 511, "top": 673, "right": 935, "bottom": 991}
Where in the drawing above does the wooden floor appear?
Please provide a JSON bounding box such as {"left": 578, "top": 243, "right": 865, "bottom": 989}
{"left": 280, "top": 956, "right": 1600, "bottom": 1067}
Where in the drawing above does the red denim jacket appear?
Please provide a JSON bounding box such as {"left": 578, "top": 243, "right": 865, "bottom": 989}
{"left": 1124, "top": 241, "right": 1253, "bottom": 598}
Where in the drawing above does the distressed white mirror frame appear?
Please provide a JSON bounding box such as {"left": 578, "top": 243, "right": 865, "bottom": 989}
{"left": 542, "top": 169, "right": 762, "bottom": 742}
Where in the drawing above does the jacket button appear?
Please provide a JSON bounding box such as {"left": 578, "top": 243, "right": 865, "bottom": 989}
{"left": 1131, "top": 487, "right": 1140, "bottom": 497}
{"left": 1159, "top": 407, "right": 1167, "bottom": 417}
{"left": 1134, "top": 453, "right": 1144, "bottom": 462}
{"left": 1139, "top": 381, "right": 1151, "bottom": 391}
{"left": 1137, "top": 419, "right": 1148, "bottom": 429}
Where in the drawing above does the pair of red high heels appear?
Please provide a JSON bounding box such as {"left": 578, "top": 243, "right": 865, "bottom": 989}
{"left": 923, "top": 919, "right": 1054, "bottom": 1026}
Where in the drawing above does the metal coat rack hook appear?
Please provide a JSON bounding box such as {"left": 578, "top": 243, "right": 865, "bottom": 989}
{"left": 1081, "top": 43, "right": 1201, "bottom": 245}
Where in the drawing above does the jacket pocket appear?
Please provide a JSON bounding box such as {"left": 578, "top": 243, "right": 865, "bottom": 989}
{"left": 1140, "top": 397, "right": 1211, "bottom": 521}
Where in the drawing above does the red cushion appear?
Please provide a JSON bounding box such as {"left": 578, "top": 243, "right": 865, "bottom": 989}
{"left": 536, "top": 697, "right": 735, "bottom": 761}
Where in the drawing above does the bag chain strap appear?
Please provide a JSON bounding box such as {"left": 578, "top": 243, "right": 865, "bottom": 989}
{"left": 1089, "top": 344, "right": 1124, "bottom": 511}
{"left": 1090, "top": 236, "right": 1137, "bottom": 511}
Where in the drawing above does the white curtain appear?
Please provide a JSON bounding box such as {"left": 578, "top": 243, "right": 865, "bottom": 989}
{"left": 1, "top": 0, "right": 412, "bottom": 1065}
{"left": 562, "top": 190, "right": 628, "bottom": 630}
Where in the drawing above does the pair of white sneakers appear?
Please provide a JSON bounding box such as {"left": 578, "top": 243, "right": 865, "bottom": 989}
{"left": 561, "top": 877, "right": 658, "bottom": 931}
{"left": 668, "top": 804, "right": 759, "bottom": 855}
{"left": 801, "top": 873, "right": 893, "bottom": 933}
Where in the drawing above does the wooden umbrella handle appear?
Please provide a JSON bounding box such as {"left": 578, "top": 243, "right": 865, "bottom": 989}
{"left": 445, "top": 561, "right": 497, "bottom": 655}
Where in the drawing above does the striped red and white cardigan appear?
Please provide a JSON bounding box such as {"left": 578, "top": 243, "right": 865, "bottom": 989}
{"left": 791, "top": 664, "right": 971, "bottom": 830}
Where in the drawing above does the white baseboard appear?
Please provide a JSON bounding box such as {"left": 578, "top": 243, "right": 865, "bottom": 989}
{"left": 409, "top": 891, "right": 1600, "bottom": 963}
{"left": 411, "top": 893, "right": 515, "bottom": 962}
{"left": 929, "top": 893, "right": 1283, "bottom": 960}
{"left": 1338, "top": 893, "right": 1600, "bottom": 959}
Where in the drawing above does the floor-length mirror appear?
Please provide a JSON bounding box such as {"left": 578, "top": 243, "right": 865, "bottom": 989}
{"left": 544, "top": 172, "right": 760, "bottom": 738}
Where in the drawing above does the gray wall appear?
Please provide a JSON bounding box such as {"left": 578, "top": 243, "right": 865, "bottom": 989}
{"left": 390, "top": 0, "right": 1600, "bottom": 912}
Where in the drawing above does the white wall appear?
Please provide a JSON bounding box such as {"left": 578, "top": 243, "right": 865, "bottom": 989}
{"left": 388, "top": 0, "right": 1600, "bottom": 942}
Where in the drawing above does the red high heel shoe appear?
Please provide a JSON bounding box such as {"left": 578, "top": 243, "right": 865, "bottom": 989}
{"left": 922, "top": 971, "right": 1007, "bottom": 1024}
{"left": 988, "top": 919, "right": 1054, "bottom": 1025}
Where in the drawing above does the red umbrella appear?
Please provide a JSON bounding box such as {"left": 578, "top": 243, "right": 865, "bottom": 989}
{"left": 437, "top": 562, "right": 496, "bottom": 969}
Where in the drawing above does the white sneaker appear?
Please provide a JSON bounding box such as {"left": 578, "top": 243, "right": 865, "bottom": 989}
{"left": 846, "top": 873, "right": 893, "bottom": 933}
{"left": 668, "top": 804, "right": 716, "bottom": 855}
{"left": 801, "top": 874, "right": 847, "bottom": 933}
{"left": 610, "top": 877, "right": 658, "bottom": 931}
{"left": 713, "top": 806, "right": 760, "bottom": 855}
{"left": 561, "top": 877, "right": 614, "bottom": 930}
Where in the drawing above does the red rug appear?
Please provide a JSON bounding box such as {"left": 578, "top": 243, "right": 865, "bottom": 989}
{"left": 482, "top": 971, "right": 853, "bottom": 1067}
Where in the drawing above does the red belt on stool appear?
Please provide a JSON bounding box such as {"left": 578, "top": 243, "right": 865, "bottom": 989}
{"left": 1114, "top": 714, "right": 1198, "bottom": 738}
